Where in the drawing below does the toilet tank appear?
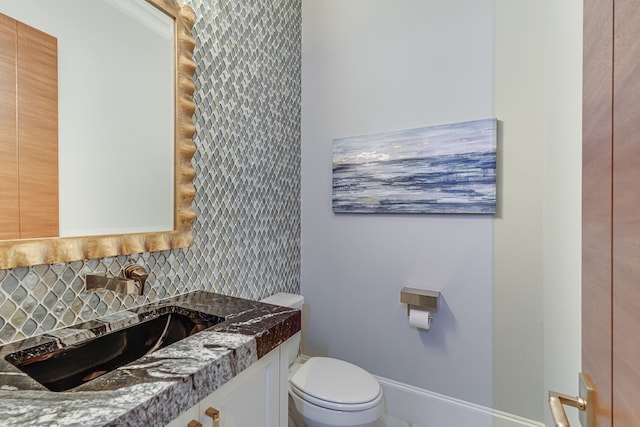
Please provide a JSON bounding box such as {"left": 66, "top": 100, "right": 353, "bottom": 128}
{"left": 260, "top": 293, "right": 304, "bottom": 365}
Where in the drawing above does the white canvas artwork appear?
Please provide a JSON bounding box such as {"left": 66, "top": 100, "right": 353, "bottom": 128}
{"left": 332, "top": 118, "right": 497, "bottom": 214}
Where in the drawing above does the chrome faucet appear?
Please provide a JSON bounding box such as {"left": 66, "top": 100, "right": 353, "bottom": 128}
{"left": 86, "top": 264, "right": 149, "bottom": 296}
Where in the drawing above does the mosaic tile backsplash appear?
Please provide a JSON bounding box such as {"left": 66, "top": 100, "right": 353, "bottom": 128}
{"left": 0, "top": 0, "right": 301, "bottom": 344}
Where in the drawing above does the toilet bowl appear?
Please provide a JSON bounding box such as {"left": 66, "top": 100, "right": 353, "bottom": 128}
{"left": 289, "top": 357, "right": 384, "bottom": 427}
{"left": 260, "top": 293, "right": 384, "bottom": 427}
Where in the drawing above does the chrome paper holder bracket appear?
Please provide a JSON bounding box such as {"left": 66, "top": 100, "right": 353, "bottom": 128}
{"left": 400, "top": 287, "right": 440, "bottom": 316}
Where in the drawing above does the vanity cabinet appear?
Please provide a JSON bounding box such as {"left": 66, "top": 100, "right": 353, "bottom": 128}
{"left": 167, "top": 334, "right": 297, "bottom": 427}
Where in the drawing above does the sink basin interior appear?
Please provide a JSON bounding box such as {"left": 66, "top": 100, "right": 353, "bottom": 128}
{"left": 5, "top": 310, "right": 221, "bottom": 392}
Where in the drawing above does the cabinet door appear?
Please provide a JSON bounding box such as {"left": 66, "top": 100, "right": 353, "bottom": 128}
{"left": 0, "top": 12, "right": 58, "bottom": 240}
{"left": 15, "top": 19, "right": 58, "bottom": 239}
{"left": 199, "top": 347, "right": 280, "bottom": 427}
{"left": 0, "top": 13, "right": 23, "bottom": 240}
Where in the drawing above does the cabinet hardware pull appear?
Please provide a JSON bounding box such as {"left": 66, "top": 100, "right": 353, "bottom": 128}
{"left": 187, "top": 421, "right": 203, "bottom": 427}
{"left": 205, "top": 407, "right": 220, "bottom": 427}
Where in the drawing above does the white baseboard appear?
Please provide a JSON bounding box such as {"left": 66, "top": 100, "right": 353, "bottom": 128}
{"left": 376, "top": 376, "right": 544, "bottom": 427}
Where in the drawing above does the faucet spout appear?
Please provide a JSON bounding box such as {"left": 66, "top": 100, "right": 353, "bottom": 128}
{"left": 86, "top": 274, "right": 137, "bottom": 294}
{"left": 85, "top": 264, "right": 148, "bottom": 296}
{"left": 124, "top": 265, "right": 149, "bottom": 296}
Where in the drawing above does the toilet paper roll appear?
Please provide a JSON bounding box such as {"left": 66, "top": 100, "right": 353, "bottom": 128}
{"left": 409, "top": 307, "right": 432, "bottom": 331}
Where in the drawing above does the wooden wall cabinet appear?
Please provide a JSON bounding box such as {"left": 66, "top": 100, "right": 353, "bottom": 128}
{"left": 0, "top": 12, "right": 58, "bottom": 240}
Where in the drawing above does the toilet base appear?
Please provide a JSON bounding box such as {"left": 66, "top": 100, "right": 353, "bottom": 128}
{"left": 288, "top": 394, "right": 306, "bottom": 427}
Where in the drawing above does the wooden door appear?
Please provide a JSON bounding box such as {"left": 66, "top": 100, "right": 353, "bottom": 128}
{"left": 583, "top": 0, "right": 640, "bottom": 425}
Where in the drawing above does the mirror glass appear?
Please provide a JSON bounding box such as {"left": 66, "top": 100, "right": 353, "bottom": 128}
{"left": 0, "top": 0, "right": 174, "bottom": 237}
{"left": 0, "top": 0, "right": 196, "bottom": 269}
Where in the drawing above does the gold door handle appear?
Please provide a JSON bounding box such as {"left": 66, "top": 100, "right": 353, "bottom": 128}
{"left": 205, "top": 407, "right": 220, "bottom": 427}
{"left": 548, "top": 373, "right": 594, "bottom": 427}
{"left": 549, "top": 391, "right": 585, "bottom": 426}
{"left": 187, "top": 421, "right": 203, "bottom": 427}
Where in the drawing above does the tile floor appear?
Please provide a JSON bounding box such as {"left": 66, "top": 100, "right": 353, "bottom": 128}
{"left": 380, "top": 414, "right": 423, "bottom": 427}
{"left": 289, "top": 413, "right": 421, "bottom": 427}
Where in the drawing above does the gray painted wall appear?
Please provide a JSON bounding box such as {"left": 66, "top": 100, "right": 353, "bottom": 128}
{"left": 301, "top": 0, "right": 495, "bottom": 409}
{"left": 493, "top": 1, "right": 545, "bottom": 420}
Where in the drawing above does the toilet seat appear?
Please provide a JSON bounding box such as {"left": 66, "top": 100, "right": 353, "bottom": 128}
{"left": 290, "top": 384, "right": 383, "bottom": 412}
{"left": 290, "top": 357, "right": 382, "bottom": 411}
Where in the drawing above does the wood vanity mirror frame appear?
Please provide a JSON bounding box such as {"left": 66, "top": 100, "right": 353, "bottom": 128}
{"left": 0, "top": 0, "right": 197, "bottom": 269}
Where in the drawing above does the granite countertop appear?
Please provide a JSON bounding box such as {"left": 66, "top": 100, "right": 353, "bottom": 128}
{"left": 0, "top": 291, "right": 301, "bottom": 426}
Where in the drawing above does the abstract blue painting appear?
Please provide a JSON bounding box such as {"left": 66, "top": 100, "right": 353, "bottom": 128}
{"left": 332, "top": 118, "right": 497, "bottom": 214}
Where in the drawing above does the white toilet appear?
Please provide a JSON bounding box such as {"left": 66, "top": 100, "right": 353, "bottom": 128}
{"left": 260, "top": 293, "right": 384, "bottom": 427}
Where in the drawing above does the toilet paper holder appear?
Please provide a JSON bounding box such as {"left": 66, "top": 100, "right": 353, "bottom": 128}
{"left": 400, "top": 287, "right": 440, "bottom": 316}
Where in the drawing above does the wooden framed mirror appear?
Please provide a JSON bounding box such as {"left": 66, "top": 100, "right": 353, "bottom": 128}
{"left": 0, "top": 0, "right": 196, "bottom": 269}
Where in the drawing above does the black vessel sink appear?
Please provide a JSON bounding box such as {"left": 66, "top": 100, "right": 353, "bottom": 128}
{"left": 5, "top": 311, "right": 221, "bottom": 392}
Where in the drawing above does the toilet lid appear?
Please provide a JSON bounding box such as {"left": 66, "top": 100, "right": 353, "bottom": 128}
{"left": 290, "top": 357, "right": 382, "bottom": 411}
